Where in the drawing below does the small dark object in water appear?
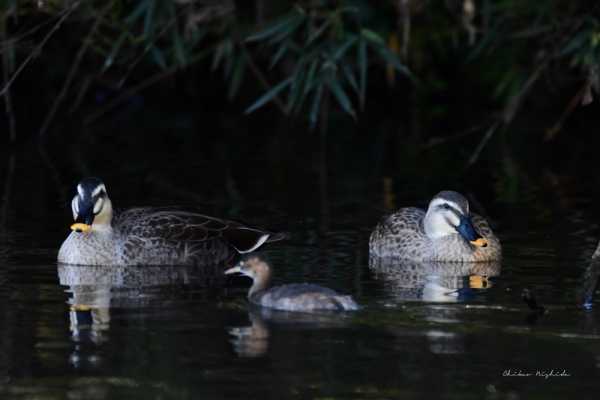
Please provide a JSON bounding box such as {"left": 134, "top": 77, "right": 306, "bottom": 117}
{"left": 225, "top": 252, "right": 359, "bottom": 312}
{"left": 522, "top": 288, "right": 547, "bottom": 314}
{"left": 580, "top": 260, "right": 600, "bottom": 308}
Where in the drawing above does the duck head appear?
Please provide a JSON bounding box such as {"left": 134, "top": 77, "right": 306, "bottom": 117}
{"left": 225, "top": 252, "right": 273, "bottom": 279}
{"left": 423, "top": 190, "right": 489, "bottom": 247}
{"left": 70, "top": 177, "right": 113, "bottom": 233}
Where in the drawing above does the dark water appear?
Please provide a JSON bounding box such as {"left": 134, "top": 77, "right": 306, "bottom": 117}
{"left": 2, "top": 127, "right": 600, "bottom": 399}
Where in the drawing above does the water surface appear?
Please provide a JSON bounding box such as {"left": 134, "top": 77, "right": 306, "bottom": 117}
{"left": 1, "top": 133, "right": 600, "bottom": 399}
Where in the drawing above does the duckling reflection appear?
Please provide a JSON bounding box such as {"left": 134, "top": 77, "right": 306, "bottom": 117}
{"left": 225, "top": 252, "right": 359, "bottom": 312}
{"left": 369, "top": 256, "right": 501, "bottom": 302}
{"left": 58, "top": 263, "right": 227, "bottom": 369}
{"left": 229, "top": 306, "right": 353, "bottom": 357}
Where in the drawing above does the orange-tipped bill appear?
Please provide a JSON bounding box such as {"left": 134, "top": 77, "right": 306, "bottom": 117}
{"left": 71, "top": 223, "right": 91, "bottom": 232}
{"left": 470, "top": 238, "right": 489, "bottom": 247}
{"left": 456, "top": 215, "right": 488, "bottom": 248}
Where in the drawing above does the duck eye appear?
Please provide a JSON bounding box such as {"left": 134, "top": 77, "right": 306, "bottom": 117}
{"left": 443, "top": 203, "right": 450, "bottom": 210}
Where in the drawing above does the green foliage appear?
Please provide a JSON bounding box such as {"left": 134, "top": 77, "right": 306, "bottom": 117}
{"left": 225, "top": 2, "right": 411, "bottom": 127}
{"left": 0, "top": 0, "right": 599, "bottom": 145}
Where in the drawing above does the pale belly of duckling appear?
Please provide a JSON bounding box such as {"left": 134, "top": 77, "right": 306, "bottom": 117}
{"left": 253, "top": 284, "right": 359, "bottom": 311}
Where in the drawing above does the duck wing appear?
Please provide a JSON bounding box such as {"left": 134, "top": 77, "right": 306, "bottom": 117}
{"left": 113, "top": 207, "right": 284, "bottom": 253}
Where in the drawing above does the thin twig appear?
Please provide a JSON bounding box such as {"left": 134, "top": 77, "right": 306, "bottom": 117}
{"left": 423, "top": 119, "right": 491, "bottom": 148}
{"left": 467, "top": 56, "right": 550, "bottom": 165}
{"left": 544, "top": 80, "right": 591, "bottom": 142}
{"left": 237, "top": 40, "right": 288, "bottom": 115}
{"left": 38, "top": 4, "right": 108, "bottom": 138}
{"left": 0, "top": 1, "right": 81, "bottom": 98}
{"left": 0, "top": 5, "right": 72, "bottom": 49}
{"left": 467, "top": 118, "right": 502, "bottom": 165}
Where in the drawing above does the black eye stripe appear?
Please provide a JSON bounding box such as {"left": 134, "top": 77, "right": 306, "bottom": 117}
{"left": 444, "top": 216, "right": 454, "bottom": 227}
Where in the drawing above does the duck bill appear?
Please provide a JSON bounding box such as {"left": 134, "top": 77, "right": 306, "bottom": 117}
{"left": 225, "top": 265, "right": 242, "bottom": 275}
{"left": 71, "top": 223, "right": 91, "bottom": 232}
{"left": 456, "top": 215, "right": 489, "bottom": 247}
{"left": 71, "top": 202, "right": 95, "bottom": 232}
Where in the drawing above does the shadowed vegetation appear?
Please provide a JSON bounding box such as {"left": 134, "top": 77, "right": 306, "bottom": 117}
{"left": 0, "top": 0, "right": 599, "bottom": 170}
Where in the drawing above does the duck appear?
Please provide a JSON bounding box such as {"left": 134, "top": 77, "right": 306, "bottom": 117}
{"left": 369, "top": 190, "right": 501, "bottom": 262}
{"left": 58, "top": 177, "right": 284, "bottom": 266}
{"left": 225, "top": 252, "right": 359, "bottom": 312}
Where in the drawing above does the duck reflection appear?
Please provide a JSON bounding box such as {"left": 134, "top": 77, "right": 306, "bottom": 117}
{"left": 228, "top": 306, "right": 352, "bottom": 358}
{"left": 58, "top": 263, "right": 227, "bottom": 369}
{"left": 369, "top": 257, "right": 501, "bottom": 302}
{"left": 582, "top": 255, "right": 600, "bottom": 307}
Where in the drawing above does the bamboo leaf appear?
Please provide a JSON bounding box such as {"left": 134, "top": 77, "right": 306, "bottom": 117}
{"left": 126, "top": 0, "right": 151, "bottom": 24}
{"left": 360, "top": 28, "right": 384, "bottom": 44}
{"left": 370, "top": 42, "right": 410, "bottom": 76}
{"left": 327, "top": 76, "right": 357, "bottom": 120}
{"left": 228, "top": 55, "right": 246, "bottom": 99}
{"left": 246, "top": 16, "right": 303, "bottom": 42}
{"left": 172, "top": 24, "right": 186, "bottom": 67}
{"left": 143, "top": 0, "right": 156, "bottom": 39}
{"left": 212, "top": 38, "right": 233, "bottom": 70}
{"left": 333, "top": 34, "right": 358, "bottom": 60}
{"left": 269, "top": 37, "right": 291, "bottom": 69}
{"left": 303, "top": 60, "right": 318, "bottom": 96}
{"left": 310, "top": 83, "right": 324, "bottom": 128}
{"left": 358, "top": 37, "right": 366, "bottom": 110}
{"left": 268, "top": 18, "right": 304, "bottom": 45}
{"left": 340, "top": 62, "right": 358, "bottom": 95}
{"left": 150, "top": 46, "right": 167, "bottom": 69}
{"left": 307, "top": 13, "right": 335, "bottom": 44}
{"left": 304, "top": 41, "right": 329, "bottom": 62}
{"left": 7, "top": 0, "right": 17, "bottom": 14}
{"left": 287, "top": 74, "right": 306, "bottom": 113}
{"left": 465, "top": 22, "right": 502, "bottom": 63}
{"left": 559, "top": 29, "right": 593, "bottom": 57}
{"left": 245, "top": 77, "right": 293, "bottom": 114}
{"left": 101, "top": 28, "right": 130, "bottom": 73}
{"left": 7, "top": 42, "right": 15, "bottom": 73}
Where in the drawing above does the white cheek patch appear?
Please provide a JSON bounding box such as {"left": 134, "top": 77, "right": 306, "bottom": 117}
{"left": 71, "top": 196, "right": 79, "bottom": 219}
{"left": 425, "top": 207, "right": 461, "bottom": 239}
{"left": 93, "top": 198, "right": 104, "bottom": 214}
{"left": 428, "top": 216, "right": 458, "bottom": 238}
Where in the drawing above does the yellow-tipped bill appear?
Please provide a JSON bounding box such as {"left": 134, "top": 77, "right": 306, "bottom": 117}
{"left": 469, "top": 276, "right": 490, "bottom": 289}
{"left": 71, "top": 223, "right": 91, "bottom": 232}
{"left": 470, "top": 238, "right": 489, "bottom": 247}
{"left": 225, "top": 265, "right": 242, "bottom": 275}
{"left": 70, "top": 305, "right": 91, "bottom": 311}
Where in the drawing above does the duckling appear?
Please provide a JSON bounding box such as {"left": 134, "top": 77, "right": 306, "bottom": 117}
{"left": 369, "top": 190, "right": 501, "bottom": 262}
{"left": 225, "top": 252, "right": 359, "bottom": 312}
{"left": 58, "top": 177, "right": 284, "bottom": 266}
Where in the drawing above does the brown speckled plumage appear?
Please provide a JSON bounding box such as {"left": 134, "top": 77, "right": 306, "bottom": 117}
{"left": 58, "top": 178, "right": 284, "bottom": 266}
{"left": 369, "top": 191, "right": 501, "bottom": 262}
